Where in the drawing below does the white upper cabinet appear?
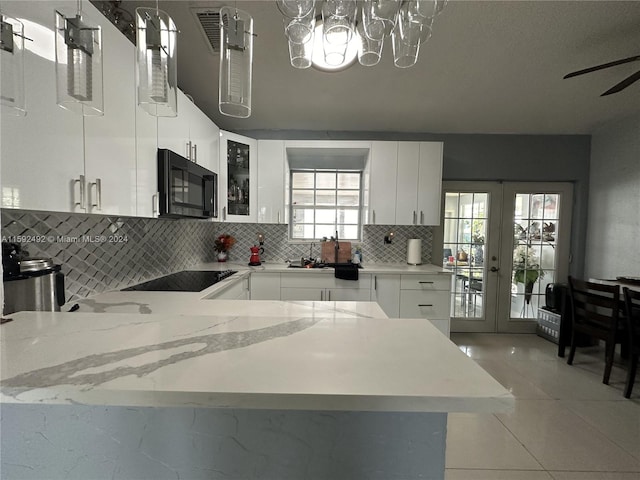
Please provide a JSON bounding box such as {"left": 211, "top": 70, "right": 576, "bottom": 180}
{"left": 0, "top": 1, "right": 84, "bottom": 213}
{"left": 157, "top": 91, "right": 219, "bottom": 171}
{"left": 135, "top": 101, "right": 159, "bottom": 218}
{"left": 368, "top": 141, "right": 398, "bottom": 225}
{"left": 83, "top": 13, "right": 136, "bottom": 216}
{"left": 220, "top": 130, "right": 258, "bottom": 223}
{"left": 157, "top": 91, "right": 193, "bottom": 160}
{"left": 187, "top": 101, "right": 220, "bottom": 173}
{"left": 395, "top": 142, "right": 443, "bottom": 226}
{"left": 257, "top": 140, "right": 285, "bottom": 224}
{"left": 417, "top": 142, "right": 443, "bottom": 225}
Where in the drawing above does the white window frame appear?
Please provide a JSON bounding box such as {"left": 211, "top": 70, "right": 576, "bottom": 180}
{"left": 288, "top": 168, "right": 363, "bottom": 242}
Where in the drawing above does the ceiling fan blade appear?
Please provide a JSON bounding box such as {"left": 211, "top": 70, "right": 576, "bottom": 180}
{"left": 601, "top": 69, "right": 640, "bottom": 96}
{"left": 564, "top": 55, "right": 640, "bottom": 79}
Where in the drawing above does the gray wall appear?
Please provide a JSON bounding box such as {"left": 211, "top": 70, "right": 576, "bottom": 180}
{"left": 585, "top": 113, "right": 640, "bottom": 279}
{"left": 240, "top": 130, "right": 591, "bottom": 277}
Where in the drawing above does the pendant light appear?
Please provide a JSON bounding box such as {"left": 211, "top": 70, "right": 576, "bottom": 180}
{"left": 54, "top": 1, "right": 103, "bottom": 116}
{"left": 219, "top": 6, "right": 254, "bottom": 119}
{"left": 135, "top": 4, "right": 177, "bottom": 117}
{"left": 0, "top": 13, "right": 26, "bottom": 115}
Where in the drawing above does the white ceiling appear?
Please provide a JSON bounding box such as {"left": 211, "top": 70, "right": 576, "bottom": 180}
{"left": 118, "top": 0, "right": 640, "bottom": 135}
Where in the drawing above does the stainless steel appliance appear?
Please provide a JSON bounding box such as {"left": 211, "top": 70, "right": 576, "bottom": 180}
{"left": 3, "top": 250, "right": 66, "bottom": 314}
{"left": 158, "top": 148, "right": 218, "bottom": 219}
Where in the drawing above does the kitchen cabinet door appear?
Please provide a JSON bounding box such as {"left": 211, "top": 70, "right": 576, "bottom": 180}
{"left": 395, "top": 142, "right": 421, "bottom": 225}
{"left": 135, "top": 100, "right": 159, "bottom": 217}
{"left": 188, "top": 103, "right": 220, "bottom": 173}
{"left": 368, "top": 142, "right": 398, "bottom": 225}
{"left": 372, "top": 274, "right": 401, "bottom": 317}
{"left": 417, "top": 142, "right": 444, "bottom": 226}
{"left": 84, "top": 15, "right": 136, "bottom": 216}
{"left": 219, "top": 130, "right": 258, "bottom": 223}
{"left": 327, "top": 288, "right": 372, "bottom": 302}
{"left": 257, "top": 140, "right": 285, "bottom": 224}
{"left": 0, "top": 0, "right": 84, "bottom": 213}
{"left": 395, "top": 141, "right": 444, "bottom": 226}
{"left": 250, "top": 273, "right": 281, "bottom": 300}
{"left": 280, "top": 288, "right": 323, "bottom": 301}
{"left": 157, "top": 91, "right": 191, "bottom": 158}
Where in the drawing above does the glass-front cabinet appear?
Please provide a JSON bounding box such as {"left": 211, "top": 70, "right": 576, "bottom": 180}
{"left": 219, "top": 130, "right": 257, "bottom": 223}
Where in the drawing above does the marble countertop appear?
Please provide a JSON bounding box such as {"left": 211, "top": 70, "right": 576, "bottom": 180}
{"left": 1, "top": 310, "right": 513, "bottom": 413}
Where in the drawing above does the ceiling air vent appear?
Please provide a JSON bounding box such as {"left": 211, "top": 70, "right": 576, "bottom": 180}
{"left": 192, "top": 8, "right": 221, "bottom": 55}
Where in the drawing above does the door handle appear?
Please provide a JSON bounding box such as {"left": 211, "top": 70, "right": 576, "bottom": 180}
{"left": 490, "top": 266, "right": 500, "bottom": 272}
{"left": 90, "top": 178, "right": 102, "bottom": 211}
{"left": 74, "top": 174, "right": 86, "bottom": 210}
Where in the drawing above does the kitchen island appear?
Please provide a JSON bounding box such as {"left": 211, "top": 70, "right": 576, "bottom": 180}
{"left": 1, "top": 303, "right": 512, "bottom": 480}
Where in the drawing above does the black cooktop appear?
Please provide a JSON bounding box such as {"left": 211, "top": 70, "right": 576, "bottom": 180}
{"left": 122, "top": 270, "right": 236, "bottom": 292}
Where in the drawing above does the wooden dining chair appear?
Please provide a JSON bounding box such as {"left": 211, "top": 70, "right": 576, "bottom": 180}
{"left": 567, "top": 276, "right": 625, "bottom": 385}
{"left": 622, "top": 287, "right": 640, "bottom": 398}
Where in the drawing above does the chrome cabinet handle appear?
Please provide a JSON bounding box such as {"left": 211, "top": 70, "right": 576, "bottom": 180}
{"left": 320, "top": 290, "right": 323, "bottom": 301}
{"left": 372, "top": 210, "right": 376, "bottom": 224}
{"left": 328, "top": 290, "right": 331, "bottom": 301}
{"left": 186, "top": 141, "right": 191, "bottom": 160}
{"left": 374, "top": 276, "right": 377, "bottom": 291}
{"left": 74, "top": 174, "right": 86, "bottom": 210}
{"left": 277, "top": 210, "right": 281, "bottom": 224}
{"left": 152, "top": 192, "right": 158, "bottom": 217}
{"left": 90, "top": 178, "right": 102, "bottom": 211}
{"left": 419, "top": 281, "right": 434, "bottom": 284}
{"left": 222, "top": 206, "right": 227, "bottom": 221}
{"left": 418, "top": 304, "right": 434, "bottom": 307}
{"left": 413, "top": 211, "right": 417, "bottom": 224}
{"left": 192, "top": 144, "right": 197, "bottom": 162}
{"left": 420, "top": 211, "right": 424, "bottom": 224}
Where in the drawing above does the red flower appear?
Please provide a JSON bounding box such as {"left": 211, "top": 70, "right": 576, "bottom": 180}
{"left": 215, "top": 234, "right": 236, "bottom": 252}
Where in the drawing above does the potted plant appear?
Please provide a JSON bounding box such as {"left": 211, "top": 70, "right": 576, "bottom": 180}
{"left": 214, "top": 234, "right": 236, "bottom": 262}
{"left": 512, "top": 245, "right": 544, "bottom": 304}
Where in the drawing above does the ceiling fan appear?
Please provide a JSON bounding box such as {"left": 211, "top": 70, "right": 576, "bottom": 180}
{"left": 564, "top": 54, "right": 640, "bottom": 96}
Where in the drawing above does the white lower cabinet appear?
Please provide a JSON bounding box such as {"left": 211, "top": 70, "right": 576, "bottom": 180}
{"left": 372, "top": 274, "right": 401, "bottom": 318}
{"left": 399, "top": 274, "right": 451, "bottom": 337}
{"left": 280, "top": 273, "right": 372, "bottom": 302}
{"left": 250, "top": 273, "right": 281, "bottom": 300}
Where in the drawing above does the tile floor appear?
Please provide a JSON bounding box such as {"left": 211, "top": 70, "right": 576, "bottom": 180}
{"left": 446, "top": 333, "right": 640, "bottom": 480}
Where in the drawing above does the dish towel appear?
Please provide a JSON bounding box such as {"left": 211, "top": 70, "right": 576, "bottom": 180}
{"left": 334, "top": 264, "right": 359, "bottom": 281}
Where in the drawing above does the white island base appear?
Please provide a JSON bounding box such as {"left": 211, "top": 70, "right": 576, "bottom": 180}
{"left": 3, "top": 404, "right": 446, "bottom": 479}
{"left": 1, "top": 309, "right": 512, "bottom": 479}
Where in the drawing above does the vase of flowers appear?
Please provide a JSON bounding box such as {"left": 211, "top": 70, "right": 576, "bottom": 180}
{"left": 513, "top": 244, "right": 544, "bottom": 304}
{"left": 214, "top": 234, "right": 236, "bottom": 262}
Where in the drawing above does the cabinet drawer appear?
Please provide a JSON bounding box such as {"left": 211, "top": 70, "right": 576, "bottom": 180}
{"left": 400, "top": 274, "right": 451, "bottom": 291}
{"left": 280, "top": 273, "right": 371, "bottom": 290}
{"left": 399, "top": 290, "right": 450, "bottom": 319}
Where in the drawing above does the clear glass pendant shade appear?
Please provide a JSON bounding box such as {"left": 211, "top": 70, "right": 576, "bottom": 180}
{"left": 55, "top": 9, "right": 103, "bottom": 116}
{"left": 219, "top": 6, "right": 254, "bottom": 118}
{"left": 0, "top": 13, "right": 26, "bottom": 115}
{"left": 135, "top": 7, "right": 177, "bottom": 117}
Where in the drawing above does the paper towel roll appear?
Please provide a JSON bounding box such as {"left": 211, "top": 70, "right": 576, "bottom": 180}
{"left": 407, "top": 238, "right": 422, "bottom": 265}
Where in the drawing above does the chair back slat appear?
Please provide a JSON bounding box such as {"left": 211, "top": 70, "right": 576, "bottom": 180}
{"left": 569, "top": 277, "right": 620, "bottom": 331}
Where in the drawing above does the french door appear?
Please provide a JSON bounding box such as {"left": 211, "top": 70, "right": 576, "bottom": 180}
{"left": 436, "top": 181, "right": 573, "bottom": 333}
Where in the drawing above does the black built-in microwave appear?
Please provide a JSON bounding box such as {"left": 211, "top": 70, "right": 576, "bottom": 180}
{"left": 158, "top": 149, "right": 217, "bottom": 219}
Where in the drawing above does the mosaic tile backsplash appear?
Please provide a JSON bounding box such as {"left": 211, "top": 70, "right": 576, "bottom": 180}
{"left": 2, "top": 209, "right": 432, "bottom": 302}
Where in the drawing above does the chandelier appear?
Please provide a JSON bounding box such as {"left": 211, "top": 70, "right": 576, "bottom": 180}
{"left": 276, "top": 0, "right": 447, "bottom": 71}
